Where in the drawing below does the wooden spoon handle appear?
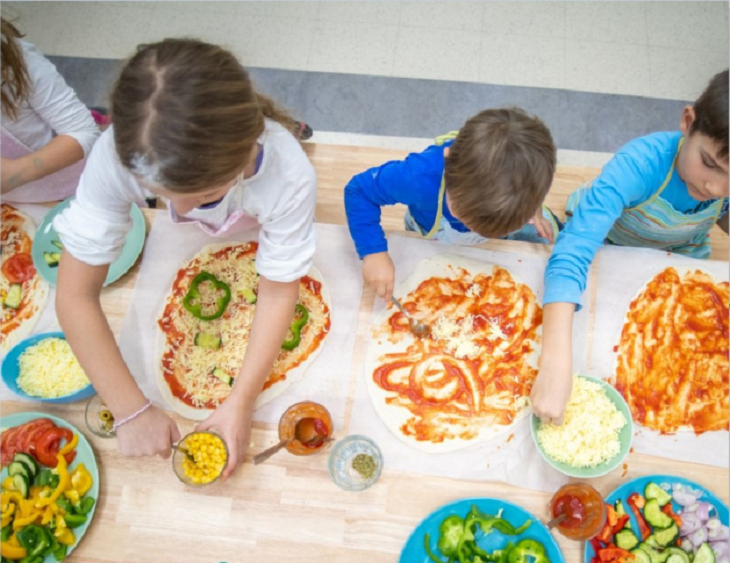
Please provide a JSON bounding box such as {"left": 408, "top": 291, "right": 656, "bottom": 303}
{"left": 253, "top": 440, "right": 290, "bottom": 465}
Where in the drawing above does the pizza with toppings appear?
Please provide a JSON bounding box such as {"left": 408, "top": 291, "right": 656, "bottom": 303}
{"left": 613, "top": 267, "right": 729, "bottom": 434}
{"left": 365, "top": 254, "right": 543, "bottom": 452}
{"left": 156, "top": 242, "right": 331, "bottom": 420}
{"left": 1, "top": 204, "right": 48, "bottom": 355}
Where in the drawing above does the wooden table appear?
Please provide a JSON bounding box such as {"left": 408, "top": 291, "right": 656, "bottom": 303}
{"left": 2, "top": 143, "right": 728, "bottom": 562}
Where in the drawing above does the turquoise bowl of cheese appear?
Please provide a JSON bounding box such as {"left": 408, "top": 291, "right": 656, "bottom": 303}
{"left": 531, "top": 374, "right": 633, "bottom": 478}
{"left": 1, "top": 332, "right": 96, "bottom": 403}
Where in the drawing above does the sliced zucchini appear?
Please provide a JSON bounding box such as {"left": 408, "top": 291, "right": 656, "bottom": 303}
{"left": 7, "top": 461, "right": 30, "bottom": 481}
{"left": 5, "top": 284, "right": 22, "bottom": 309}
{"left": 13, "top": 473, "right": 29, "bottom": 498}
{"left": 645, "top": 498, "right": 674, "bottom": 529}
{"left": 241, "top": 288, "right": 257, "bottom": 304}
{"left": 653, "top": 523, "right": 679, "bottom": 547}
{"left": 645, "top": 483, "right": 673, "bottom": 507}
{"left": 695, "top": 544, "right": 716, "bottom": 563}
{"left": 639, "top": 544, "right": 671, "bottom": 563}
{"left": 615, "top": 529, "right": 640, "bottom": 551}
{"left": 13, "top": 452, "right": 38, "bottom": 478}
{"left": 194, "top": 333, "right": 221, "bottom": 349}
{"left": 212, "top": 368, "right": 231, "bottom": 385}
{"left": 665, "top": 548, "right": 691, "bottom": 563}
{"left": 632, "top": 549, "right": 653, "bottom": 563}
{"left": 52, "top": 240, "right": 64, "bottom": 249}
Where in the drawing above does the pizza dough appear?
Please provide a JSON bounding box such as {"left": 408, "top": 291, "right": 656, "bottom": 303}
{"left": 156, "top": 242, "right": 331, "bottom": 420}
{"left": 1, "top": 204, "right": 49, "bottom": 355}
{"left": 365, "top": 253, "right": 543, "bottom": 453}
{"left": 613, "top": 267, "right": 729, "bottom": 434}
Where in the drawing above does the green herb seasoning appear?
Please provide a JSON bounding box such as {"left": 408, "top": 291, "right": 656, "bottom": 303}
{"left": 352, "top": 453, "right": 376, "bottom": 479}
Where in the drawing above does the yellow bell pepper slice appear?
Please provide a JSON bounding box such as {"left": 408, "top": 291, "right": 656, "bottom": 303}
{"left": 0, "top": 503, "right": 15, "bottom": 527}
{"left": 41, "top": 505, "right": 54, "bottom": 525}
{"left": 1, "top": 477, "right": 14, "bottom": 491}
{"left": 12, "top": 510, "right": 41, "bottom": 530}
{"left": 63, "top": 489, "right": 80, "bottom": 506}
{"left": 70, "top": 464, "right": 93, "bottom": 496}
{"left": 0, "top": 541, "right": 27, "bottom": 560}
{"left": 36, "top": 454, "right": 69, "bottom": 508}
{"left": 59, "top": 432, "right": 78, "bottom": 456}
{"left": 55, "top": 514, "right": 66, "bottom": 530}
{"left": 7, "top": 534, "right": 20, "bottom": 547}
{"left": 54, "top": 527, "right": 75, "bottom": 546}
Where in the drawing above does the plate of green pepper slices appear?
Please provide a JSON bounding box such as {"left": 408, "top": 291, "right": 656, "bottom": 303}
{"left": 399, "top": 498, "right": 565, "bottom": 563}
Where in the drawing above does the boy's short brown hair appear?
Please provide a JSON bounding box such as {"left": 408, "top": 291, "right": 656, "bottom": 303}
{"left": 445, "top": 108, "right": 556, "bottom": 239}
{"left": 691, "top": 69, "right": 728, "bottom": 160}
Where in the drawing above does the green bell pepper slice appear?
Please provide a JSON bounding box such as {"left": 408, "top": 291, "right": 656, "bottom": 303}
{"left": 183, "top": 272, "right": 232, "bottom": 321}
{"left": 436, "top": 515, "right": 464, "bottom": 558}
{"left": 76, "top": 496, "right": 96, "bottom": 515}
{"left": 16, "top": 525, "right": 51, "bottom": 558}
{"left": 281, "top": 304, "right": 309, "bottom": 351}
{"left": 424, "top": 533, "right": 452, "bottom": 563}
{"left": 55, "top": 498, "right": 74, "bottom": 515}
{"left": 507, "top": 539, "right": 548, "bottom": 563}
{"left": 52, "top": 543, "right": 68, "bottom": 562}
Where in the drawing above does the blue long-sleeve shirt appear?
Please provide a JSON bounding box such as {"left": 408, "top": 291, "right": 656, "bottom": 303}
{"left": 544, "top": 131, "right": 729, "bottom": 309}
{"left": 344, "top": 141, "right": 468, "bottom": 258}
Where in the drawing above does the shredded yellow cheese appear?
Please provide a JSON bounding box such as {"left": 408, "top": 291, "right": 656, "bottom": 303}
{"left": 431, "top": 314, "right": 480, "bottom": 359}
{"left": 536, "top": 377, "right": 627, "bottom": 468}
{"left": 17, "top": 338, "right": 90, "bottom": 398}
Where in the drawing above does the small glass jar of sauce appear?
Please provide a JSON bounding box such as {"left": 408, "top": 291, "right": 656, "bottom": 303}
{"left": 278, "top": 401, "right": 333, "bottom": 456}
{"left": 549, "top": 483, "right": 606, "bottom": 541}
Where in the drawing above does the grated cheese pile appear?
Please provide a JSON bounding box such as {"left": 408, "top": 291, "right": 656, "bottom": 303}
{"left": 536, "top": 377, "right": 626, "bottom": 468}
{"left": 17, "top": 338, "right": 90, "bottom": 398}
{"left": 431, "top": 314, "right": 480, "bottom": 359}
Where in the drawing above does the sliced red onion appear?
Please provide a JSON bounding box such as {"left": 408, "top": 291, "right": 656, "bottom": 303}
{"left": 675, "top": 490, "right": 702, "bottom": 507}
{"left": 696, "top": 502, "right": 715, "bottom": 522}
{"left": 660, "top": 483, "right": 672, "bottom": 491}
{"left": 690, "top": 527, "right": 709, "bottom": 546}
{"left": 684, "top": 503, "right": 700, "bottom": 513}
{"left": 709, "top": 519, "right": 723, "bottom": 531}
{"left": 718, "top": 556, "right": 729, "bottom": 563}
{"left": 709, "top": 525, "right": 730, "bottom": 541}
{"left": 711, "top": 541, "right": 730, "bottom": 558}
{"left": 681, "top": 514, "right": 702, "bottom": 535}
{"left": 680, "top": 539, "right": 695, "bottom": 553}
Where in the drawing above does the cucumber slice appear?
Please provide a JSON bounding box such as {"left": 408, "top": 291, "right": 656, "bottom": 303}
{"left": 5, "top": 284, "right": 22, "bottom": 309}
{"left": 35, "top": 469, "right": 53, "bottom": 487}
{"left": 695, "top": 544, "right": 716, "bottom": 563}
{"left": 639, "top": 544, "right": 671, "bottom": 563}
{"left": 616, "top": 529, "right": 640, "bottom": 550}
{"left": 13, "top": 453, "right": 38, "bottom": 478}
{"left": 43, "top": 251, "right": 60, "bottom": 268}
{"left": 13, "top": 473, "right": 29, "bottom": 498}
{"left": 665, "top": 548, "right": 691, "bottom": 563}
{"left": 51, "top": 240, "right": 64, "bottom": 249}
{"left": 653, "top": 523, "right": 679, "bottom": 547}
{"left": 632, "top": 549, "right": 653, "bottom": 563}
{"left": 645, "top": 483, "right": 673, "bottom": 507}
{"left": 645, "top": 498, "right": 674, "bottom": 529}
{"left": 212, "top": 368, "right": 231, "bottom": 385}
{"left": 7, "top": 461, "right": 30, "bottom": 480}
{"left": 194, "top": 333, "right": 221, "bottom": 349}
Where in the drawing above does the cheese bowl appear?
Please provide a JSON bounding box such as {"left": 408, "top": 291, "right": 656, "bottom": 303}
{"left": 1, "top": 332, "right": 96, "bottom": 403}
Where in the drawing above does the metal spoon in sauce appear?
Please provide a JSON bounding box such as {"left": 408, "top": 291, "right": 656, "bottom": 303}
{"left": 252, "top": 418, "right": 327, "bottom": 465}
{"left": 391, "top": 296, "right": 430, "bottom": 337}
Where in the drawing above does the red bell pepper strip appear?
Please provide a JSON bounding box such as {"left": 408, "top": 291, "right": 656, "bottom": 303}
{"left": 591, "top": 538, "right": 604, "bottom": 554}
{"left": 627, "top": 494, "right": 651, "bottom": 541}
{"left": 596, "top": 520, "right": 614, "bottom": 544}
{"left": 606, "top": 504, "right": 619, "bottom": 528}
{"left": 662, "top": 504, "right": 682, "bottom": 527}
{"left": 613, "top": 515, "right": 631, "bottom": 534}
{"left": 598, "top": 548, "right": 634, "bottom": 562}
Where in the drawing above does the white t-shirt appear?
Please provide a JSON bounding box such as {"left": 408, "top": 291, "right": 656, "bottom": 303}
{"left": 1, "top": 40, "right": 99, "bottom": 156}
{"left": 54, "top": 119, "right": 317, "bottom": 283}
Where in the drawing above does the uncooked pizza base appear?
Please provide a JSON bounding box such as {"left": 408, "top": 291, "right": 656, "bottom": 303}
{"left": 1, "top": 206, "right": 49, "bottom": 355}
{"left": 155, "top": 242, "right": 331, "bottom": 420}
{"left": 365, "top": 253, "right": 542, "bottom": 453}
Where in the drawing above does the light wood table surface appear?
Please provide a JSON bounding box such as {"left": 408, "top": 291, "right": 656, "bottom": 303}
{"left": 2, "top": 143, "right": 728, "bottom": 563}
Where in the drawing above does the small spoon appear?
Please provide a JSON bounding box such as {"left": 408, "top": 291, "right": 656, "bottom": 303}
{"left": 547, "top": 513, "right": 567, "bottom": 529}
{"left": 172, "top": 444, "right": 196, "bottom": 463}
{"left": 391, "top": 296, "right": 430, "bottom": 337}
{"left": 253, "top": 418, "right": 328, "bottom": 466}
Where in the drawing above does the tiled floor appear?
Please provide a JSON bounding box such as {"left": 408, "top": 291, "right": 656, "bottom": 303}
{"left": 3, "top": 1, "right": 728, "bottom": 101}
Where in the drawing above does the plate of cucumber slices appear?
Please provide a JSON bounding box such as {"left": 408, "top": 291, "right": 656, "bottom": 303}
{"left": 585, "top": 475, "right": 729, "bottom": 563}
{"left": 31, "top": 197, "right": 146, "bottom": 287}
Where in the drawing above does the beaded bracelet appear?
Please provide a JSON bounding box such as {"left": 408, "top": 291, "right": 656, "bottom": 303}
{"left": 112, "top": 401, "right": 153, "bottom": 432}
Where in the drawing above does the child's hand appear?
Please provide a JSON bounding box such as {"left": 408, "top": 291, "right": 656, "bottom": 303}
{"left": 530, "top": 360, "right": 573, "bottom": 425}
{"left": 363, "top": 252, "right": 395, "bottom": 299}
{"left": 116, "top": 405, "right": 181, "bottom": 458}
{"left": 528, "top": 211, "right": 555, "bottom": 243}
{"left": 196, "top": 394, "right": 252, "bottom": 480}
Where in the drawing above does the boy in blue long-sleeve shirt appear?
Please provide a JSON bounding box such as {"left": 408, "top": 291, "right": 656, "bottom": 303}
{"left": 345, "top": 108, "right": 559, "bottom": 298}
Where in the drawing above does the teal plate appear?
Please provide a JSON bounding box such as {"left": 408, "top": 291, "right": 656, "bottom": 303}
{"left": 31, "top": 198, "right": 146, "bottom": 287}
{"left": 531, "top": 375, "right": 633, "bottom": 478}
{"left": 0, "top": 412, "right": 99, "bottom": 561}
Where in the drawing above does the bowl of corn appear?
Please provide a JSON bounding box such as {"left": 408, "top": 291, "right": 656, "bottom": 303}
{"left": 172, "top": 431, "right": 228, "bottom": 487}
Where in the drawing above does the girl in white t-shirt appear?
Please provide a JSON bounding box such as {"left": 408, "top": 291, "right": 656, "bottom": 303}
{"left": 54, "top": 39, "right": 317, "bottom": 479}
{"left": 1, "top": 18, "right": 100, "bottom": 202}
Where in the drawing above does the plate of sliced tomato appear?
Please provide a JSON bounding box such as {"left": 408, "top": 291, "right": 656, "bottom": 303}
{"left": 0, "top": 412, "right": 99, "bottom": 562}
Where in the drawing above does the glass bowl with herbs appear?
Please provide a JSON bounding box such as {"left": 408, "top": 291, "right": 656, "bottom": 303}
{"left": 328, "top": 435, "right": 383, "bottom": 491}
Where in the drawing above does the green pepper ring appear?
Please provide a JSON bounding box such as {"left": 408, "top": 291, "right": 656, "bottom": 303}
{"left": 282, "top": 304, "right": 309, "bottom": 351}
{"left": 183, "top": 271, "right": 232, "bottom": 321}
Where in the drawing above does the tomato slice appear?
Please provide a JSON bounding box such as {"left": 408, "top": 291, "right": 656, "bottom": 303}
{"left": 19, "top": 420, "right": 55, "bottom": 455}
{"left": 0, "top": 427, "right": 21, "bottom": 465}
{"left": 34, "top": 427, "right": 72, "bottom": 468}
{"left": 1, "top": 253, "right": 36, "bottom": 283}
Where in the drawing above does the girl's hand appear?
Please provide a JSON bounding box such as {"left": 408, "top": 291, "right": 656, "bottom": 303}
{"left": 196, "top": 395, "right": 252, "bottom": 480}
{"left": 528, "top": 210, "right": 555, "bottom": 243}
{"left": 116, "top": 405, "right": 181, "bottom": 458}
{"left": 530, "top": 355, "right": 573, "bottom": 425}
{"left": 363, "top": 251, "right": 395, "bottom": 299}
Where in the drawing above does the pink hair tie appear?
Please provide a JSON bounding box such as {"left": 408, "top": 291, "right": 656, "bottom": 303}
{"left": 112, "top": 401, "right": 153, "bottom": 432}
